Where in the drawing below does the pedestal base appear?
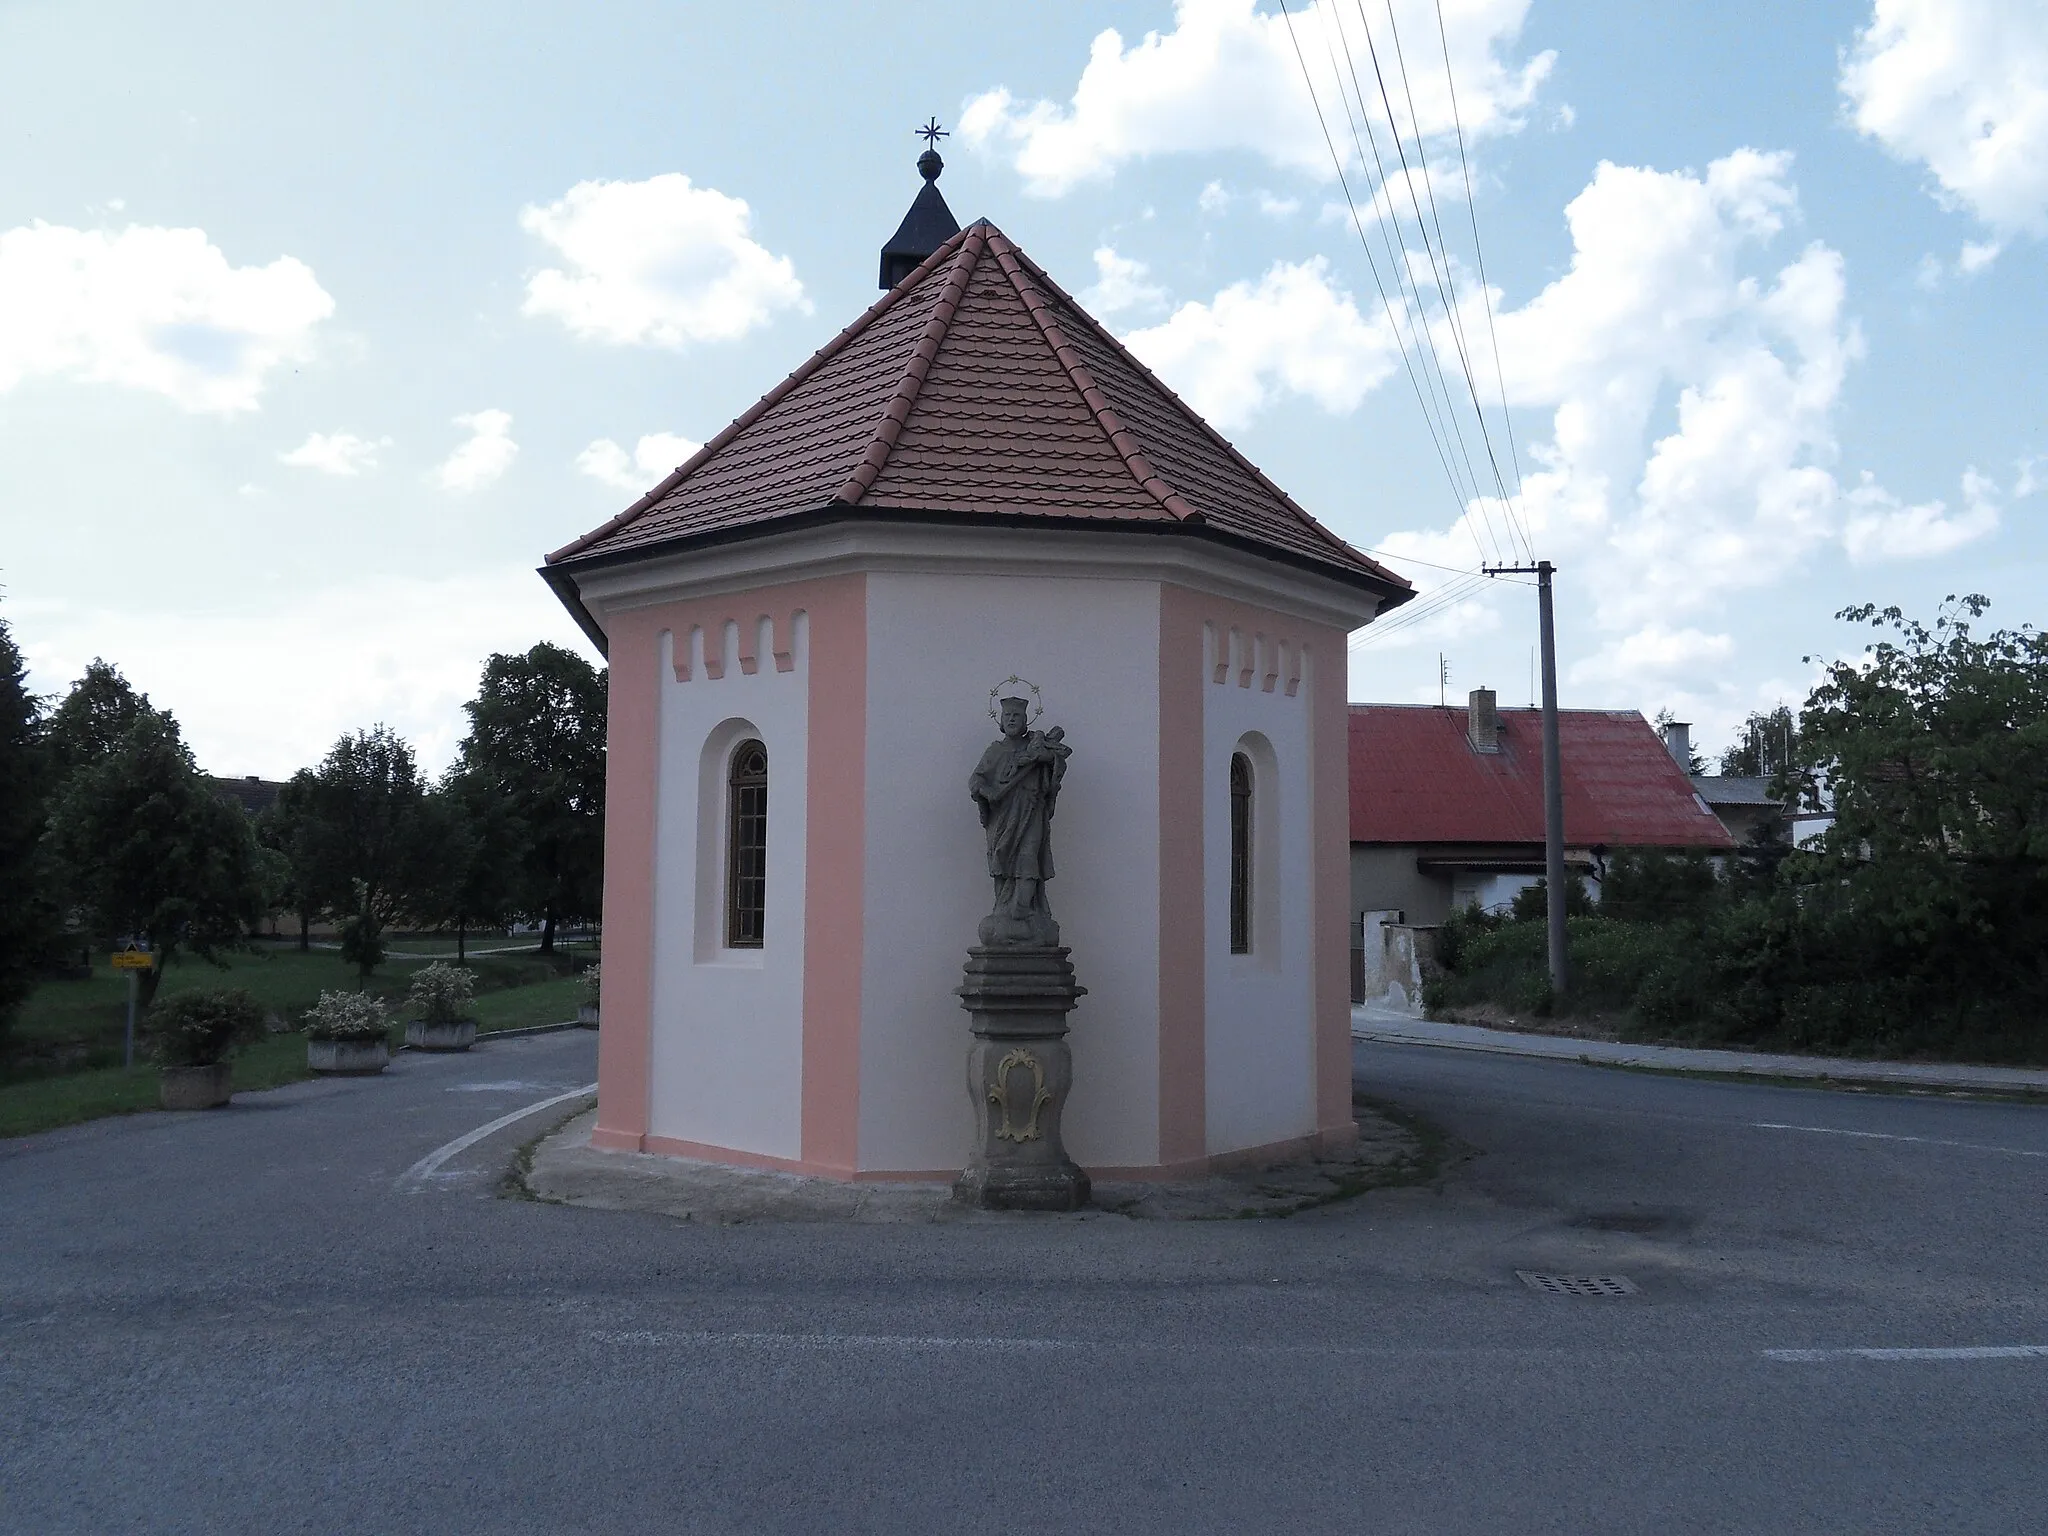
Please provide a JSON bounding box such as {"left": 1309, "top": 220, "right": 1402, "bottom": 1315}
{"left": 954, "top": 946, "right": 1090, "bottom": 1213}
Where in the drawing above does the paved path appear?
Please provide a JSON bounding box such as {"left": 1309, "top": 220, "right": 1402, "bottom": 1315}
{"left": 1355, "top": 1004, "right": 2048, "bottom": 1091}
{"left": 6, "top": 1032, "right": 2048, "bottom": 1532}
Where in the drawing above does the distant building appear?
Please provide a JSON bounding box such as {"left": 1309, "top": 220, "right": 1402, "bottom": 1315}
{"left": 208, "top": 775, "right": 287, "bottom": 817}
{"left": 1657, "top": 720, "right": 1792, "bottom": 847}
{"left": 1350, "top": 691, "right": 1732, "bottom": 927}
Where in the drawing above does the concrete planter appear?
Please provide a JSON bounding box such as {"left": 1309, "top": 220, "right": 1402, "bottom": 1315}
{"left": 160, "top": 1062, "right": 234, "bottom": 1111}
{"left": 405, "top": 1019, "right": 477, "bottom": 1052}
{"left": 308, "top": 1038, "right": 392, "bottom": 1075}
{"left": 577, "top": 1004, "right": 599, "bottom": 1029}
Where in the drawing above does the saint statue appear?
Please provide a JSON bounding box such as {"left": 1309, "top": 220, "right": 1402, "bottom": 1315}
{"left": 969, "top": 694, "right": 1072, "bottom": 947}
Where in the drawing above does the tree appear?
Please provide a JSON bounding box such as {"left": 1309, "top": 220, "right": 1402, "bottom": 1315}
{"left": 44, "top": 659, "right": 150, "bottom": 778}
{"left": 1720, "top": 705, "right": 1797, "bottom": 777}
{"left": 294, "top": 726, "right": 446, "bottom": 980}
{"left": 456, "top": 643, "right": 605, "bottom": 954}
{"left": 258, "top": 770, "right": 322, "bottom": 952}
{"left": 0, "top": 609, "right": 57, "bottom": 1042}
{"left": 418, "top": 768, "right": 525, "bottom": 962}
{"left": 44, "top": 709, "right": 263, "bottom": 1007}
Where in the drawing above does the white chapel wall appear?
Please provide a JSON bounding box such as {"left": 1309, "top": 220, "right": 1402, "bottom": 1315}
{"left": 648, "top": 615, "right": 810, "bottom": 1160}
{"left": 1201, "top": 621, "right": 1316, "bottom": 1154}
{"left": 859, "top": 570, "right": 1163, "bottom": 1173}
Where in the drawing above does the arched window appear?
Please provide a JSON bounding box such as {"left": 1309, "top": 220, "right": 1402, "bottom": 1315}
{"left": 725, "top": 740, "right": 768, "bottom": 949}
{"left": 1229, "top": 752, "right": 1253, "bottom": 954}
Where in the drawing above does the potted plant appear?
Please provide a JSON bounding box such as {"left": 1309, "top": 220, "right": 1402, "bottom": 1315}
{"left": 404, "top": 962, "right": 478, "bottom": 1052}
{"left": 578, "top": 962, "right": 600, "bottom": 1028}
{"left": 304, "top": 989, "right": 392, "bottom": 1075}
{"left": 148, "top": 989, "right": 266, "bottom": 1110}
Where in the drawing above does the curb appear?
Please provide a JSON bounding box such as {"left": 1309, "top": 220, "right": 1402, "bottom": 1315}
{"left": 1352, "top": 1024, "right": 2048, "bottom": 1096}
{"left": 399, "top": 1020, "right": 588, "bottom": 1051}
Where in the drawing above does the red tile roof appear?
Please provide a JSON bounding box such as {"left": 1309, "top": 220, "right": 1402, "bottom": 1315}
{"left": 1350, "top": 704, "right": 1733, "bottom": 849}
{"left": 547, "top": 222, "right": 1411, "bottom": 596}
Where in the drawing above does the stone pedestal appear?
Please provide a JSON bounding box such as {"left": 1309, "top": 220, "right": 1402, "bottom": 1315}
{"left": 954, "top": 946, "right": 1090, "bottom": 1211}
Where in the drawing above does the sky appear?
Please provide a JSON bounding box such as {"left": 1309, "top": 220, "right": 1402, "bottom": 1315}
{"left": 2, "top": 0, "right": 2043, "bottom": 777}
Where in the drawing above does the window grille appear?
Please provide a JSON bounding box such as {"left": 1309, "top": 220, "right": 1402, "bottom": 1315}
{"left": 726, "top": 740, "right": 768, "bottom": 949}
{"left": 1229, "top": 752, "right": 1253, "bottom": 954}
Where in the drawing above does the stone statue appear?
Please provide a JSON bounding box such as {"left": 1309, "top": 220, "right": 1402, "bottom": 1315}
{"left": 969, "top": 696, "right": 1072, "bottom": 947}
{"left": 957, "top": 688, "right": 1088, "bottom": 1211}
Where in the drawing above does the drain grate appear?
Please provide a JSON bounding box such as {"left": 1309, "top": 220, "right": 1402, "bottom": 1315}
{"left": 1517, "top": 1270, "right": 1639, "bottom": 1297}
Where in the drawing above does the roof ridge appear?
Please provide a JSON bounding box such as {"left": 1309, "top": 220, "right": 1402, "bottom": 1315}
{"left": 983, "top": 228, "right": 1191, "bottom": 524}
{"left": 997, "top": 240, "right": 1407, "bottom": 588}
{"left": 546, "top": 225, "right": 978, "bottom": 565}
{"left": 835, "top": 226, "right": 986, "bottom": 506}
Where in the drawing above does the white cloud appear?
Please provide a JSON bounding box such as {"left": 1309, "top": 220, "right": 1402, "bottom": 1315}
{"left": 1121, "top": 256, "right": 1395, "bottom": 430}
{"left": 1198, "top": 180, "right": 1232, "bottom": 215}
{"left": 1843, "top": 467, "right": 2001, "bottom": 561}
{"left": 0, "top": 221, "right": 332, "bottom": 413}
{"left": 961, "top": 0, "right": 1553, "bottom": 196}
{"left": 437, "top": 409, "right": 517, "bottom": 493}
{"left": 576, "top": 431, "right": 703, "bottom": 492}
{"left": 1370, "top": 149, "right": 1998, "bottom": 697}
{"left": 1842, "top": 0, "right": 2048, "bottom": 241}
{"left": 20, "top": 566, "right": 590, "bottom": 780}
{"left": 278, "top": 430, "right": 388, "bottom": 476}
{"left": 1080, "top": 247, "right": 1168, "bottom": 315}
{"left": 1571, "top": 625, "right": 1735, "bottom": 691}
{"left": 1256, "top": 191, "right": 1301, "bottom": 218}
{"left": 520, "top": 173, "right": 807, "bottom": 347}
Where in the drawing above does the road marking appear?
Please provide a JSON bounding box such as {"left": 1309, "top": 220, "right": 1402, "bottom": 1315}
{"left": 590, "top": 1331, "right": 1071, "bottom": 1352}
{"left": 396, "top": 1083, "right": 596, "bottom": 1192}
{"left": 1752, "top": 1122, "right": 2048, "bottom": 1158}
{"left": 1765, "top": 1346, "right": 2048, "bottom": 1362}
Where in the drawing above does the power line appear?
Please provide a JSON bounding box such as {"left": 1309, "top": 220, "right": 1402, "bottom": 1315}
{"left": 1433, "top": 0, "right": 1531, "bottom": 561}
{"left": 1276, "top": 0, "right": 1487, "bottom": 561}
{"left": 1326, "top": 0, "right": 1508, "bottom": 563}
{"left": 1377, "top": 0, "right": 1525, "bottom": 558}
{"left": 1353, "top": 0, "right": 1523, "bottom": 562}
{"left": 1430, "top": 0, "right": 1532, "bottom": 558}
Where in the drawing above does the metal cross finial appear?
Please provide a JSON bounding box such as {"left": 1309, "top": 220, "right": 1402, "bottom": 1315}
{"left": 918, "top": 116, "right": 949, "bottom": 149}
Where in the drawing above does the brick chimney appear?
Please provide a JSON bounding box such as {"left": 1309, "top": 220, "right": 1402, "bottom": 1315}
{"left": 1467, "top": 688, "right": 1499, "bottom": 753}
{"left": 1662, "top": 720, "right": 1692, "bottom": 768}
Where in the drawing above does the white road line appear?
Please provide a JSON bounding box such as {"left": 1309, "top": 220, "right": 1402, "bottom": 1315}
{"left": 1765, "top": 1346, "right": 2048, "bottom": 1363}
{"left": 589, "top": 1331, "right": 1071, "bottom": 1352}
{"left": 396, "top": 1083, "right": 596, "bottom": 1192}
{"left": 1752, "top": 1122, "right": 2048, "bottom": 1158}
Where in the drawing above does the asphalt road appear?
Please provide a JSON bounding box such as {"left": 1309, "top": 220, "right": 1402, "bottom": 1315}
{"left": 5, "top": 1031, "right": 2048, "bottom": 1534}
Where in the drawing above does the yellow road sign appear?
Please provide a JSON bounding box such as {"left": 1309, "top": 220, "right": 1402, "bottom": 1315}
{"left": 111, "top": 950, "right": 155, "bottom": 971}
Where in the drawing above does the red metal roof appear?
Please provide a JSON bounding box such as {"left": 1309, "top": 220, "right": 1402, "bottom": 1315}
{"left": 547, "top": 222, "right": 1410, "bottom": 595}
{"left": 1349, "top": 704, "right": 1733, "bottom": 849}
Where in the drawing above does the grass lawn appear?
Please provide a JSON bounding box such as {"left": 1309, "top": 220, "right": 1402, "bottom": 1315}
{"left": 473, "top": 975, "right": 589, "bottom": 1033}
{"left": 0, "top": 1033, "right": 320, "bottom": 1140}
{"left": 2, "top": 941, "right": 595, "bottom": 1139}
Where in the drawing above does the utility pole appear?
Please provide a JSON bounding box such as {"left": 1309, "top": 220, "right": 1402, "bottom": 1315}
{"left": 1486, "top": 561, "right": 1568, "bottom": 997}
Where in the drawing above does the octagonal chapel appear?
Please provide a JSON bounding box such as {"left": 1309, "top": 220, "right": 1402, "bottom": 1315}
{"left": 543, "top": 160, "right": 1412, "bottom": 1180}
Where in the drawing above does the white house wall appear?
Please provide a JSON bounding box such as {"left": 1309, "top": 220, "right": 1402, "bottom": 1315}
{"left": 1201, "top": 621, "right": 1316, "bottom": 1154}
{"left": 648, "top": 617, "right": 810, "bottom": 1160}
{"left": 859, "top": 571, "right": 1163, "bottom": 1173}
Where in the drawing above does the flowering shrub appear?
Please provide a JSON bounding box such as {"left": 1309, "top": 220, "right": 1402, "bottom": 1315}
{"left": 303, "top": 990, "right": 390, "bottom": 1042}
{"left": 146, "top": 989, "right": 267, "bottom": 1068}
{"left": 407, "top": 962, "right": 476, "bottom": 1025}
{"left": 581, "top": 962, "right": 601, "bottom": 1002}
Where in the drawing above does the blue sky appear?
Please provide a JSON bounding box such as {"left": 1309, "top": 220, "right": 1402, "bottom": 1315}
{"left": 2, "top": 0, "right": 2041, "bottom": 775}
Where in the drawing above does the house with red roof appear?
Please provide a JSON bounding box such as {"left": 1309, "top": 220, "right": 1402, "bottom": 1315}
{"left": 1350, "top": 689, "right": 1732, "bottom": 932}
{"left": 543, "top": 149, "right": 1412, "bottom": 1184}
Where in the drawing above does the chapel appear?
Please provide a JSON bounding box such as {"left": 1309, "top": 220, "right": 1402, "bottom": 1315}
{"left": 542, "top": 148, "right": 1413, "bottom": 1180}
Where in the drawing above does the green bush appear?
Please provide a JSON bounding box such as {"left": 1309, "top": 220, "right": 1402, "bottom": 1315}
{"left": 145, "top": 989, "right": 267, "bottom": 1068}
{"left": 407, "top": 962, "right": 475, "bottom": 1025}
{"left": 303, "top": 989, "right": 389, "bottom": 1042}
